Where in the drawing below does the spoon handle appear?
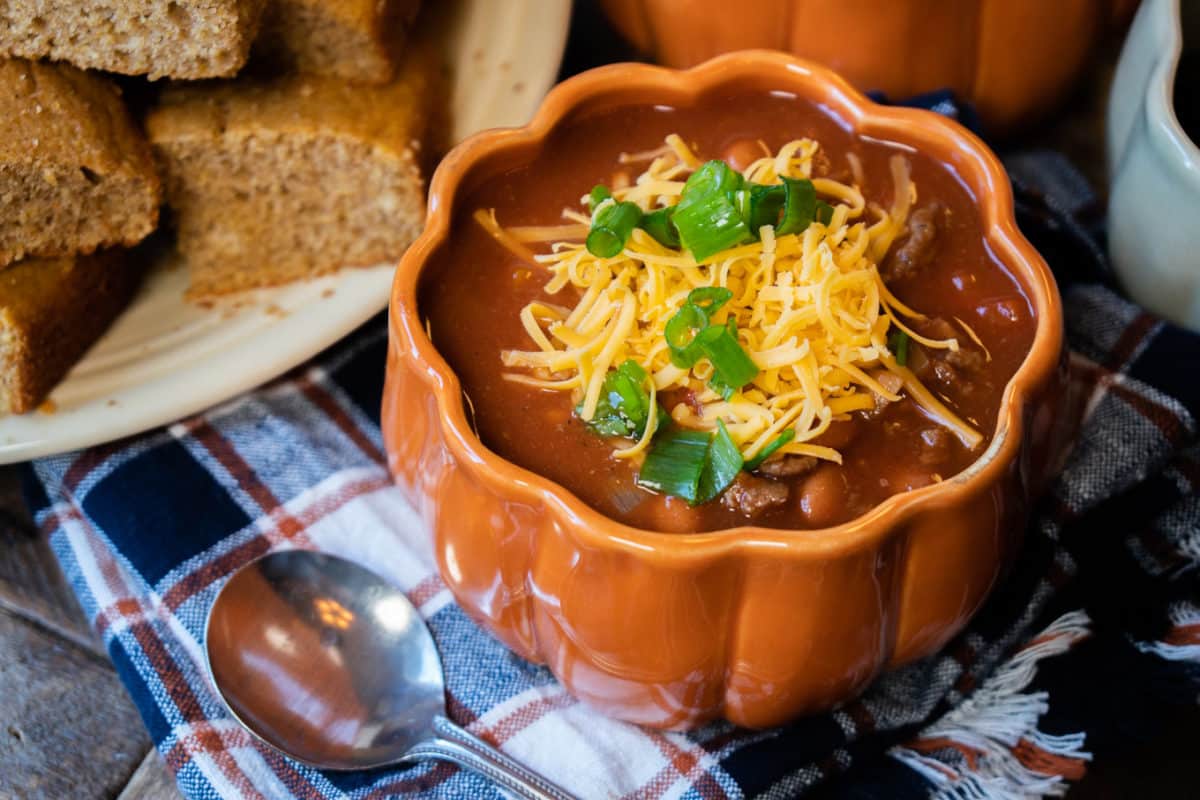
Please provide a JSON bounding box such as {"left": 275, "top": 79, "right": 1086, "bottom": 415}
{"left": 403, "top": 715, "right": 578, "bottom": 800}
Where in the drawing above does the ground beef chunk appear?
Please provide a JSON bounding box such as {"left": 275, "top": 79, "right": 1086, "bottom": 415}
{"left": 721, "top": 473, "right": 789, "bottom": 517}
{"left": 931, "top": 360, "right": 959, "bottom": 389}
{"left": 946, "top": 347, "right": 985, "bottom": 373}
{"left": 863, "top": 370, "right": 904, "bottom": 418}
{"left": 909, "top": 318, "right": 986, "bottom": 393}
{"left": 756, "top": 454, "right": 818, "bottom": 478}
{"left": 918, "top": 343, "right": 987, "bottom": 394}
{"left": 922, "top": 317, "right": 958, "bottom": 341}
{"left": 886, "top": 203, "right": 944, "bottom": 281}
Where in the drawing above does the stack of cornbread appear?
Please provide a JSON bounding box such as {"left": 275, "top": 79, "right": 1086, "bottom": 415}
{"left": 0, "top": 0, "right": 432, "bottom": 413}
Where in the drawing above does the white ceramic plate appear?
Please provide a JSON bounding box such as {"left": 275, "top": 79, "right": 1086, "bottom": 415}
{"left": 0, "top": 0, "right": 571, "bottom": 463}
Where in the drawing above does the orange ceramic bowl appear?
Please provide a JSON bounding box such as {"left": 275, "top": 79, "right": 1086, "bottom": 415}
{"left": 383, "top": 52, "right": 1068, "bottom": 730}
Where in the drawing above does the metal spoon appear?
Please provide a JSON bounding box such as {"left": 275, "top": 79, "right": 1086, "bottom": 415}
{"left": 205, "top": 550, "right": 576, "bottom": 800}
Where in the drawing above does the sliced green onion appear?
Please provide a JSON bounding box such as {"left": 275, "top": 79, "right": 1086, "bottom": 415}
{"left": 777, "top": 177, "right": 819, "bottom": 236}
{"left": 695, "top": 324, "right": 759, "bottom": 393}
{"left": 639, "top": 207, "right": 680, "bottom": 248}
{"left": 585, "top": 161, "right": 838, "bottom": 261}
{"left": 673, "top": 190, "right": 750, "bottom": 261}
{"left": 696, "top": 420, "right": 743, "bottom": 504}
{"left": 888, "top": 329, "right": 910, "bottom": 367}
{"left": 616, "top": 359, "right": 646, "bottom": 382}
{"left": 686, "top": 287, "right": 732, "bottom": 317}
{"left": 608, "top": 374, "right": 646, "bottom": 424}
{"left": 587, "top": 200, "right": 642, "bottom": 258}
{"left": 665, "top": 302, "right": 709, "bottom": 368}
{"left": 732, "top": 188, "right": 752, "bottom": 223}
{"left": 816, "top": 200, "right": 834, "bottom": 226}
{"left": 672, "top": 160, "right": 746, "bottom": 261}
{"left": 747, "top": 183, "right": 785, "bottom": 231}
{"left": 743, "top": 429, "right": 797, "bottom": 470}
{"left": 588, "top": 184, "right": 612, "bottom": 214}
{"left": 579, "top": 360, "right": 651, "bottom": 438}
{"left": 636, "top": 429, "right": 712, "bottom": 503}
{"left": 677, "top": 160, "right": 744, "bottom": 209}
{"left": 580, "top": 397, "right": 633, "bottom": 437}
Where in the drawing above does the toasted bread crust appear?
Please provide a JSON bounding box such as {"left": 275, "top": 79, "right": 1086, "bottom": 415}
{"left": 147, "top": 40, "right": 437, "bottom": 296}
{"left": 0, "top": 0, "right": 266, "bottom": 80}
{"left": 255, "top": 0, "right": 422, "bottom": 85}
{"left": 0, "top": 59, "right": 161, "bottom": 267}
{"left": 0, "top": 250, "right": 139, "bottom": 414}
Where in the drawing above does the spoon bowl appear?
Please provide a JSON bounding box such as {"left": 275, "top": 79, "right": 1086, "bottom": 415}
{"left": 205, "top": 550, "right": 445, "bottom": 770}
{"left": 206, "top": 550, "right": 576, "bottom": 799}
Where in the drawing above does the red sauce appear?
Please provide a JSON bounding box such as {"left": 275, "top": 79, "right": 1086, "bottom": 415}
{"left": 420, "top": 90, "right": 1036, "bottom": 532}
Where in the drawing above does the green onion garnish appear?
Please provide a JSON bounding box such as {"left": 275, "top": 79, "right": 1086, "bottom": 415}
{"left": 607, "top": 361, "right": 649, "bottom": 427}
{"left": 747, "top": 183, "right": 785, "bottom": 231}
{"left": 888, "top": 329, "right": 910, "bottom": 367}
{"left": 696, "top": 420, "right": 743, "bottom": 504}
{"left": 816, "top": 200, "right": 834, "bottom": 226}
{"left": 644, "top": 159, "right": 830, "bottom": 259}
{"left": 677, "top": 160, "right": 744, "bottom": 209}
{"left": 638, "top": 420, "right": 744, "bottom": 505}
{"left": 687, "top": 286, "right": 732, "bottom": 317}
{"left": 617, "top": 358, "right": 647, "bottom": 382}
{"left": 639, "top": 207, "right": 680, "bottom": 248}
{"left": 694, "top": 323, "right": 759, "bottom": 394}
{"left": 582, "top": 398, "right": 636, "bottom": 437}
{"left": 669, "top": 160, "right": 751, "bottom": 261}
{"left": 588, "top": 184, "right": 612, "bottom": 214}
{"left": 588, "top": 160, "right": 833, "bottom": 261}
{"left": 636, "top": 429, "right": 712, "bottom": 503}
{"left": 776, "top": 176, "right": 820, "bottom": 236}
{"left": 665, "top": 302, "right": 709, "bottom": 368}
{"left": 732, "top": 188, "right": 752, "bottom": 223}
{"left": 579, "top": 360, "right": 652, "bottom": 437}
{"left": 664, "top": 291, "right": 757, "bottom": 390}
{"left": 672, "top": 190, "right": 751, "bottom": 262}
{"left": 587, "top": 200, "right": 642, "bottom": 258}
{"left": 743, "top": 428, "right": 796, "bottom": 470}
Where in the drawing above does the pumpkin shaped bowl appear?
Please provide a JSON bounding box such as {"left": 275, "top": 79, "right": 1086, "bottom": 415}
{"left": 382, "top": 52, "right": 1069, "bottom": 730}
{"left": 599, "top": 0, "right": 1137, "bottom": 132}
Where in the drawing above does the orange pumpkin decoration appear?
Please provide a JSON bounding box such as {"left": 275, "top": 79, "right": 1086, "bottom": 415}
{"left": 599, "top": 0, "right": 1137, "bottom": 132}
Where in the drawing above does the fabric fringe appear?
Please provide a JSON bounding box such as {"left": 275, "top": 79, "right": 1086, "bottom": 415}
{"left": 1135, "top": 601, "right": 1200, "bottom": 663}
{"left": 890, "top": 611, "right": 1093, "bottom": 800}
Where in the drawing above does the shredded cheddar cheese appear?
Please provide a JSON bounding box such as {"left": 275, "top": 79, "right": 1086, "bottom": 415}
{"left": 485, "top": 135, "right": 983, "bottom": 465}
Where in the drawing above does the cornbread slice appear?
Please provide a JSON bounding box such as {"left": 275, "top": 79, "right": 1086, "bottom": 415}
{"left": 146, "top": 43, "right": 435, "bottom": 296}
{"left": 256, "top": 0, "right": 422, "bottom": 84}
{"left": 0, "top": 0, "right": 266, "bottom": 80}
{"left": 0, "top": 59, "right": 161, "bottom": 267}
{"left": 0, "top": 249, "right": 138, "bottom": 414}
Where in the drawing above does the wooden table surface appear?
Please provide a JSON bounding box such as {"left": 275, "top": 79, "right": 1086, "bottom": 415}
{"left": 3, "top": 8, "right": 1198, "bottom": 798}
{"left": 1, "top": 464, "right": 182, "bottom": 799}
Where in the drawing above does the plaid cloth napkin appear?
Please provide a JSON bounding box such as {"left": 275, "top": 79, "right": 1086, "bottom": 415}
{"left": 26, "top": 114, "right": 1200, "bottom": 798}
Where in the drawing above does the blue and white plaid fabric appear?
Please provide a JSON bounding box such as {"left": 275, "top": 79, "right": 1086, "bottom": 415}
{"left": 25, "top": 114, "right": 1200, "bottom": 798}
